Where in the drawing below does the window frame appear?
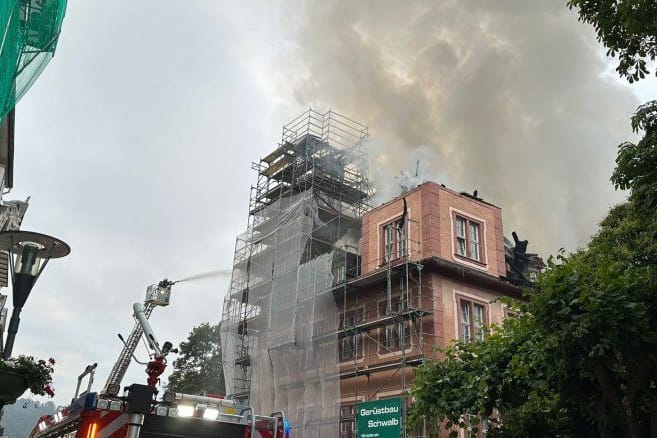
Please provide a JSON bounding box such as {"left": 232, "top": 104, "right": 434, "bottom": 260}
{"left": 452, "top": 213, "right": 486, "bottom": 265}
{"left": 455, "top": 295, "right": 489, "bottom": 343}
{"left": 339, "top": 307, "right": 365, "bottom": 362}
{"left": 379, "top": 217, "right": 408, "bottom": 265}
{"left": 336, "top": 264, "right": 346, "bottom": 283}
{"left": 377, "top": 297, "right": 411, "bottom": 354}
{"left": 339, "top": 403, "right": 358, "bottom": 438}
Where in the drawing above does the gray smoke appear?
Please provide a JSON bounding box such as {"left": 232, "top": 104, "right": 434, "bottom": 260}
{"left": 276, "top": 0, "right": 639, "bottom": 255}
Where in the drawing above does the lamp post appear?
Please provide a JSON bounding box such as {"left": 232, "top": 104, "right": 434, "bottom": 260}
{"left": 0, "top": 230, "right": 70, "bottom": 359}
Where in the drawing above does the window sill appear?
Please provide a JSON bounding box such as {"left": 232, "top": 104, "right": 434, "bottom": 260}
{"left": 339, "top": 357, "right": 365, "bottom": 366}
{"left": 377, "top": 345, "right": 414, "bottom": 358}
{"left": 453, "top": 253, "right": 487, "bottom": 267}
{"left": 377, "top": 256, "right": 410, "bottom": 268}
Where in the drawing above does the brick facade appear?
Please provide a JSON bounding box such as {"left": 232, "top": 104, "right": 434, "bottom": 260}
{"left": 338, "top": 182, "right": 521, "bottom": 437}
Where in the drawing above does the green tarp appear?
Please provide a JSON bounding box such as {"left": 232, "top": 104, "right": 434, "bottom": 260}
{"left": 0, "top": 0, "right": 67, "bottom": 123}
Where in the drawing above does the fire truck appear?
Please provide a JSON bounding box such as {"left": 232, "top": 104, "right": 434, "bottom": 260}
{"left": 30, "top": 279, "right": 289, "bottom": 438}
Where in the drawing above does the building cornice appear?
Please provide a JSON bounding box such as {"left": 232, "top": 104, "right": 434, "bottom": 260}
{"left": 347, "top": 256, "right": 524, "bottom": 299}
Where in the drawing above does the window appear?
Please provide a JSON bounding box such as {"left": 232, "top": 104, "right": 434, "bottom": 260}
{"left": 381, "top": 218, "right": 407, "bottom": 263}
{"left": 340, "top": 404, "right": 357, "bottom": 438}
{"left": 457, "top": 297, "right": 487, "bottom": 342}
{"left": 336, "top": 264, "right": 346, "bottom": 283}
{"left": 378, "top": 298, "right": 410, "bottom": 352}
{"left": 454, "top": 215, "right": 484, "bottom": 262}
{"left": 340, "top": 308, "right": 364, "bottom": 361}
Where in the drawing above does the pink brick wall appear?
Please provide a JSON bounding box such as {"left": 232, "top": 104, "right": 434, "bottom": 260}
{"left": 361, "top": 182, "right": 506, "bottom": 277}
{"left": 361, "top": 188, "right": 423, "bottom": 273}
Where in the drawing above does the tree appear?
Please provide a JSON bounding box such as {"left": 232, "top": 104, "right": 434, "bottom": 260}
{"left": 408, "top": 306, "right": 591, "bottom": 437}
{"left": 409, "top": 202, "right": 657, "bottom": 437}
{"left": 166, "top": 323, "right": 225, "bottom": 396}
{"left": 409, "top": 316, "right": 546, "bottom": 437}
{"left": 567, "top": 0, "right": 657, "bottom": 83}
{"left": 531, "top": 203, "right": 657, "bottom": 437}
{"left": 612, "top": 100, "right": 657, "bottom": 216}
{"left": 568, "top": 0, "right": 657, "bottom": 216}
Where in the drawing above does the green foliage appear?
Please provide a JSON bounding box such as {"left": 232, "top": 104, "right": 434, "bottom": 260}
{"left": 167, "top": 323, "right": 225, "bottom": 396}
{"left": 612, "top": 101, "right": 657, "bottom": 216}
{"left": 409, "top": 204, "right": 657, "bottom": 436}
{"left": 534, "top": 203, "right": 657, "bottom": 436}
{"left": 0, "top": 356, "right": 55, "bottom": 397}
{"left": 567, "top": 0, "right": 657, "bottom": 83}
{"left": 409, "top": 313, "right": 578, "bottom": 437}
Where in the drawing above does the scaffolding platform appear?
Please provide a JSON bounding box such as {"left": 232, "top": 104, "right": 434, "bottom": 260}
{"left": 220, "top": 109, "right": 371, "bottom": 437}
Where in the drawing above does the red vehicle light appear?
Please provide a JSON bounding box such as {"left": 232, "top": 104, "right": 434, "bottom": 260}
{"left": 84, "top": 422, "right": 97, "bottom": 438}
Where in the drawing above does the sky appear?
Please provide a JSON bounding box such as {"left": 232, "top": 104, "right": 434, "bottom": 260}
{"left": 2, "top": 0, "right": 656, "bottom": 406}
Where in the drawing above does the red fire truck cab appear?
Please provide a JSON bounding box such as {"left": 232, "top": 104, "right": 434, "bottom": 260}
{"left": 31, "top": 386, "right": 290, "bottom": 438}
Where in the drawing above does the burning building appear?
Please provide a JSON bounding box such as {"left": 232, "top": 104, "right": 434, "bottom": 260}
{"left": 220, "top": 110, "right": 540, "bottom": 437}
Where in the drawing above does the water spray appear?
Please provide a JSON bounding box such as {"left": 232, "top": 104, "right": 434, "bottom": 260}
{"left": 159, "top": 269, "right": 232, "bottom": 287}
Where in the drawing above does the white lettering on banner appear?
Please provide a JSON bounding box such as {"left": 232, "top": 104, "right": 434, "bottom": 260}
{"left": 367, "top": 418, "right": 400, "bottom": 428}
{"left": 359, "top": 406, "right": 400, "bottom": 416}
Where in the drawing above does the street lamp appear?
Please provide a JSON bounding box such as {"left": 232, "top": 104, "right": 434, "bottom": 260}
{"left": 0, "top": 230, "right": 70, "bottom": 359}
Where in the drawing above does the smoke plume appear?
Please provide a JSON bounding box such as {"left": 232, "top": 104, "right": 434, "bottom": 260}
{"left": 276, "top": 0, "right": 639, "bottom": 255}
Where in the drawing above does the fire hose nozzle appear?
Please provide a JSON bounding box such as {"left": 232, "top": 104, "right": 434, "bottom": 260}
{"left": 158, "top": 278, "right": 177, "bottom": 288}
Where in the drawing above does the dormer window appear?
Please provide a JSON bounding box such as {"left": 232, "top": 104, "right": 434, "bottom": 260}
{"left": 454, "top": 214, "right": 484, "bottom": 263}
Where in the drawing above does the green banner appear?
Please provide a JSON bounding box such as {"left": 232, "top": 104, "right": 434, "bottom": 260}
{"left": 357, "top": 397, "right": 402, "bottom": 438}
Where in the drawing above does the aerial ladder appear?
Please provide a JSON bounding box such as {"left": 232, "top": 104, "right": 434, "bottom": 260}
{"left": 31, "top": 278, "right": 290, "bottom": 438}
{"left": 101, "top": 279, "right": 175, "bottom": 396}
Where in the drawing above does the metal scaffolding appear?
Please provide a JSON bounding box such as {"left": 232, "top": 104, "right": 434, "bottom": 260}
{"left": 335, "top": 215, "right": 430, "bottom": 438}
{"left": 220, "top": 109, "right": 371, "bottom": 436}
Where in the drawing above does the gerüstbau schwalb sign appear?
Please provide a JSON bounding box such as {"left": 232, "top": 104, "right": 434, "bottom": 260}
{"left": 357, "top": 397, "right": 402, "bottom": 438}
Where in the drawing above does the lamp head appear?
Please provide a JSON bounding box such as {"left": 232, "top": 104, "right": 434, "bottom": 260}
{"left": 0, "top": 231, "right": 70, "bottom": 308}
{"left": 15, "top": 242, "right": 42, "bottom": 276}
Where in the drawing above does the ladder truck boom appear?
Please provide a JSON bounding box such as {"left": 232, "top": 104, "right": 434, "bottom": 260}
{"left": 30, "top": 276, "right": 291, "bottom": 438}
{"left": 101, "top": 279, "right": 175, "bottom": 396}
{"left": 133, "top": 302, "right": 164, "bottom": 356}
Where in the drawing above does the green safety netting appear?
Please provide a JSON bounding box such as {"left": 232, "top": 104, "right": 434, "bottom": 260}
{"left": 0, "top": 0, "right": 67, "bottom": 123}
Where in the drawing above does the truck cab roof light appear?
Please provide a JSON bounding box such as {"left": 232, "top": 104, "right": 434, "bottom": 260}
{"left": 203, "top": 408, "right": 219, "bottom": 420}
{"left": 177, "top": 405, "right": 194, "bottom": 417}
